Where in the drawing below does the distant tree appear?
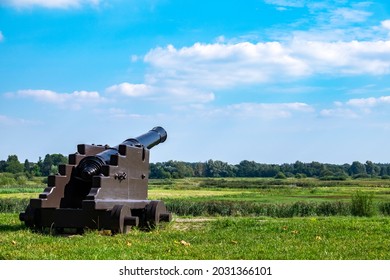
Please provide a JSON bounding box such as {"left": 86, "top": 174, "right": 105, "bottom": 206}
{"left": 5, "top": 155, "right": 24, "bottom": 173}
{"left": 205, "top": 160, "right": 236, "bottom": 177}
{"left": 24, "top": 159, "right": 31, "bottom": 173}
{"left": 40, "top": 154, "right": 67, "bottom": 176}
{"left": 192, "top": 162, "right": 206, "bottom": 177}
{"left": 236, "top": 160, "right": 259, "bottom": 177}
{"left": 379, "top": 165, "right": 389, "bottom": 176}
{"left": 365, "top": 161, "right": 380, "bottom": 177}
{"left": 349, "top": 161, "right": 366, "bottom": 176}
{"left": 149, "top": 163, "right": 172, "bottom": 179}
{"left": 274, "top": 171, "right": 287, "bottom": 179}
{"left": 320, "top": 168, "right": 334, "bottom": 178}
{"left": 293, "top": 161, "right": 306, "bottom": 175}
{"left": 30, "top": 164, "right": 42, "bottom": 176}
{"left": 41, "top": 154, "right": 53, "bottom": 176}
{"left": 0, "top": 160, "right": 6, "bottom": 172}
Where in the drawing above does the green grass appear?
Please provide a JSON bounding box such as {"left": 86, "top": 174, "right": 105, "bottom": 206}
{"left": 1, "top": 214, "right": 390, "bottom": 260}
{"left": 2, "top": 177, "right": 390, "bottom": 259}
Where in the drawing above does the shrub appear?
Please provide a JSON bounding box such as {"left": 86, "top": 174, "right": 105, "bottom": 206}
{"left": 0, "top": 198, "right": 29, "bottom": 213}
{"left": 351, "top": 191, "right": 375, "bottom": 217}
{"left": 274, "top": 172, "right": 287, "bottom": 179}
{"left": 0, "top": 173, "right": 17, "bottom": 186}
{"left": 379, "top": 202, "right": 390, "bottom": 216}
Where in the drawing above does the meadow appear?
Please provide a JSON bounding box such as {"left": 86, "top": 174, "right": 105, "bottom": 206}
{"left": 1, "top": 177, "right": 390, "bottom": 259}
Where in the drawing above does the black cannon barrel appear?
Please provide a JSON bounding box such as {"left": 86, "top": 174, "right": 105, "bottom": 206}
{"left": 76, "top": 127, "right": 167, "bottom": 181}
{"left": 122, "top": 126, "right": 167, "bottom": 150}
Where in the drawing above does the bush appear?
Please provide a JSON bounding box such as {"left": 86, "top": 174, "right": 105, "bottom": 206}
{"left": 0, "top": 198, "right": 29, "bottom": 213}
{"left": 351, "top": 191, "right": 375, "bottom": 217}
{"left": 0, "top": 173, "right": 17, "bottom": 186}
{"left": 379, "top": 202, "right": 390, "bottom": 216}
{"left": 274, "top": 172, "right": 287, "bottom": 179}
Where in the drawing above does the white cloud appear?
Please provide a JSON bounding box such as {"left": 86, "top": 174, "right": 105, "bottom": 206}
{"left": 143, "top": 39, "right": 390, "bottom": 94}
{"left": 0, "top": 31, "right": 3, "bottom": 42}
{"left": 106, "top": 83, "right": 152, "bottom": 97}
{"left": 330, "top": 7, "right": 372, "bottom": 25}
{"left": 105, "top": 81, "right": 215, "bottom": 104}
{"left": 109, "top": 37, "right": 390, "bottom": 105}
{"left": 3, "top": 0, "right": 100, "bottom": 9}
{"left": 321, "top": 95, "right": 390, "bottom": 119}
{"left": 144, "top": 42, "right": 310, "bottom": 89}
{"left": 347, "top": 96, "right": 390, "bottom": 107}
{"left": 382, "top": 20, "right": 390, "bottom": 30}
{"left": 13, "top": 89, "right": 105, "bottom": 109}
{"left": 293, "top": 40, "right": 390, "bottom": 75}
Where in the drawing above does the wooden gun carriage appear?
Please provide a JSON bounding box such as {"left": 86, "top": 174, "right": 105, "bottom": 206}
{"left": 19, "top": 127, "right": 171, "bottom": 234}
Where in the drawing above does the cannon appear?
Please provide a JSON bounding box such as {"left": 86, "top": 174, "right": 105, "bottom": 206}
{"left": 19, "top": 127, "right": 172, "bottom": 234}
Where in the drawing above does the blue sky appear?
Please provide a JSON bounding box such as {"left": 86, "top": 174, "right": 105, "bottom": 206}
{"left": 1, "top": 0, "right": 390, "bottom": 164}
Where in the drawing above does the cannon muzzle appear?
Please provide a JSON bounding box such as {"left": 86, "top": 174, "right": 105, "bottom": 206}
{"left": 76, "top": 127, "right": 167, "bottom": 181}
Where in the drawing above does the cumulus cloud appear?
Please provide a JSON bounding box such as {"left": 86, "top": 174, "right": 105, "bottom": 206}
{"left": 293, "top": 40, "right": 390, "bottom": 75}
{"left": 347, "top": 96, "right": 390, "bottom": 107}
{"left": 2, "top": 0, "right": 100, "bottom": 9}
{"left": 321, "top": 96, "right": 390, "bottom": 118}
{"left": 144, "top": 42, "right": 310, "bottom": 90}
{"left": 143, "top": 40, "right": 390, "bottom": 94}
{"left": 12, "top": 89, "right": 105, "bottom": 109}
{"left": 383, "top": 20, "right": 390, "bottom": 30}
{"left": 109, "top": 37, "right": 390, "bottom": 104}
{"left": 106, "top": 83, "right": 153, "bottom": 97}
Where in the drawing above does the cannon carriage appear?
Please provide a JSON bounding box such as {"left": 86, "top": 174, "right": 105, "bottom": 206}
{"left": 19, "top": 127, "right": 172, "bottom": 234}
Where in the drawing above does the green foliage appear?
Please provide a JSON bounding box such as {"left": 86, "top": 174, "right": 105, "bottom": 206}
{"left": 3, "top": 152, "right": 390, "bottom": 180}
{"left": 39, "top": 154, "right": 68, "bottom": 176}
{"left": 0, "top": 173, "right": 17, "bottom": 186}
{"left": 351, "top": 191, "right": 375, "bottom": 217}
{"left": 349, "top": 161, "right": 367, "bottom": 176}
{"left": 379, "top": 202, "right": 390, "bottom": 216}
{"left": 4, "top": 155, "right": 24, "bottom": 174}
{"left": 274, "top": 172, "right": 287, "bottom": 179}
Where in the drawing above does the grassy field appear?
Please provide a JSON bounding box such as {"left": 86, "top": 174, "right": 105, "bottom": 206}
{"left": 1, "top": 177, "right": 390, "bottom": 259}
{"left": 1, "top": 214, "right": 390, "bottom": 259}
{"left": 3, "top": 177, "right": 390, "bottom": 202}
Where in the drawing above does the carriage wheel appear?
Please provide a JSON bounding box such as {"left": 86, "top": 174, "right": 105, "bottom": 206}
{"left": 110, "top": 205, "right": 139, "bottom": 234}
{"left": 145, "top": 200, "right": 171, "bottom": 228}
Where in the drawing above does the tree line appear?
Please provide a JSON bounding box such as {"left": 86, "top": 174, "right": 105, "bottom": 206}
{"left": 1, "top": 154, "right": 390, "bottom": 180}
{"left": 150, "top": 159, "right": 390, "bottom": 180}
{"left": 0, "top": 154, "right": 68, "bottom": 177}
